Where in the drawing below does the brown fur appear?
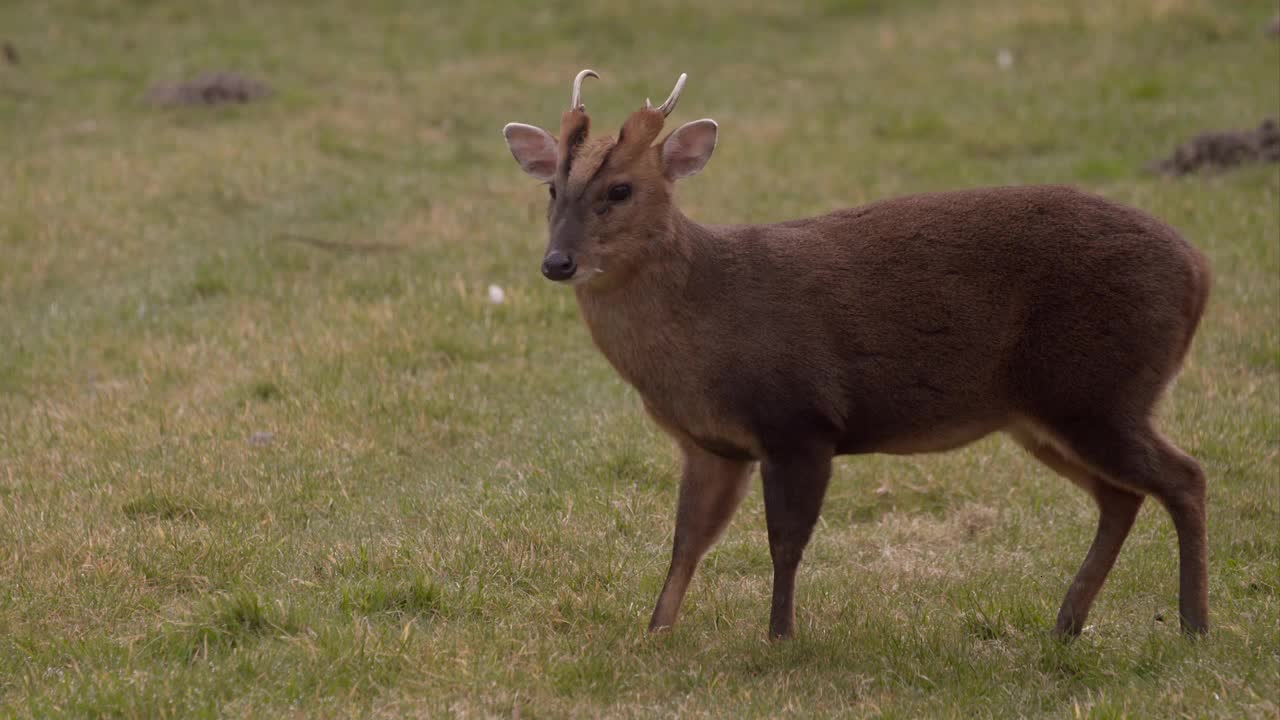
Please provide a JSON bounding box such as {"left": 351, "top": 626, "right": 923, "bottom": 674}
{"left": 511, "top": 102, "right": 1212, "bottom": 641}
{"left": 557, "top": 110, "right": 591, "bottom": 175}
{"left": 614, "top": 108, "right": 666, "bottom": 162}
{"left": 566, "top": 138, "right": 616, "bottom": 190}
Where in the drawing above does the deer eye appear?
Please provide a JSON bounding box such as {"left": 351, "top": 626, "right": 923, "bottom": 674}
{"left": 606, "top": 183, "right": 632, "bottom": 203}
{"left": 548, "top": 185, "right": 557, "bottom": 200}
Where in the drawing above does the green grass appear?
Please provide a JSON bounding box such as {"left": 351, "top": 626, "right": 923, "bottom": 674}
{"left": 1, "top": 0, "right": 1277, "bottom": 716}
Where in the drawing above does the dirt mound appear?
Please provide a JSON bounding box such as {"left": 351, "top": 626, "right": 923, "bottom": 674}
{"left": 147, "top": 72, "right": 270, "bottom": 106}
{"left": 1151, "top": 118, "right": 1280, "bottom": 175}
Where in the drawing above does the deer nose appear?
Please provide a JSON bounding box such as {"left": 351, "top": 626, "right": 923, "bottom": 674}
{"left": 541, "top": 251, "right": 577, "bottom": 281}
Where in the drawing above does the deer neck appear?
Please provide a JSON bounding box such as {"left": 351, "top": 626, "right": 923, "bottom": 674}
{"left": 573, "top": 210, "right": 711, "bottom": 393}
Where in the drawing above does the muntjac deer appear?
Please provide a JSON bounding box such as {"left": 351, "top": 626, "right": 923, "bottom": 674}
{"left": 502, "top": 70, "right": 1211, "bottom": 639}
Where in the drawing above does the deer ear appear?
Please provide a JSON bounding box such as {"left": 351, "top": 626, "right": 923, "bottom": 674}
{"left": 503, "top": 123, "right": 558, "bottom": 182}
{"left": 661, "top": 119, "right": 718, "bottom": 180}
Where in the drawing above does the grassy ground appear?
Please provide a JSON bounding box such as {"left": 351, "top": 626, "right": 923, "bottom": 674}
{"left": 1, "top": 0, "right": 1277, "bottom": 717}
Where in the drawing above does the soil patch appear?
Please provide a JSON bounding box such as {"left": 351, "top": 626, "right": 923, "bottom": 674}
{"left": 1151, "top": 118, "right": 1280, "bottom": 175}
{"left": 147, "top": 72, "right": 271, "bottom": 106}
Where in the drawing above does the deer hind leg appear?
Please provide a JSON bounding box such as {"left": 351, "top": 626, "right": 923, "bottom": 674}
{"left": 648, "top": 443, "right": 754, "bottom": 632}
{"left": 1010, "top": 427, "right": 1144, "bottom": 637}
{"left": 760, "top": 448, "right": 833, "bottom": 640}
{"left": 1155, "top": 437, "right": 1210, "bottom": 635}
{"left": 1028, "top": 418, "right": 1210, "bottom": 636}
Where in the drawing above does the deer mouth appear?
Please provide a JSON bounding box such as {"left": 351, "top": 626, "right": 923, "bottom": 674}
{"left": 566, "top": 267, "right": 604, "bottom": 286}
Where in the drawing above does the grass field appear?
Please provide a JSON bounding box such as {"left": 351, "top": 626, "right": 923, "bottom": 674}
{"left": 1, "top": 0, "right": 1278, "bottom": 717}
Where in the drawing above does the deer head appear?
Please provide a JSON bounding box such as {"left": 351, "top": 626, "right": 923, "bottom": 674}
{"left": 503, "top": 70, "right": 718, "bottom": 286}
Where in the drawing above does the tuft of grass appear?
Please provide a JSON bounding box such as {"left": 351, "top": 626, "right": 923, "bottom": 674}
{"left": 176, "top": 590, "right": 301, "bottom": 662}
{"left": 190, "top": 262, "right": 230, "bottom": 301}
{"left": 340, "top": 576, "right": 445, "bottom": 619}
{"left": 247, "top": 380, "right": 282, "bottom": 402}
{"left": 122, "top": 493, "right": 203, "bottom": 521}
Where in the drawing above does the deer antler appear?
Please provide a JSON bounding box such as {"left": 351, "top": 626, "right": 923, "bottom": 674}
{"left": 570, "top": 69, "right": 599, "bottom": 111}
{"left": 644, "top": 73, "right": 688, "bottom": 116}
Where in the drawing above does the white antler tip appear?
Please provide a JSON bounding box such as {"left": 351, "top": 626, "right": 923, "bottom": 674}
{"left": 655, "top": 72, "right": 689, "bottom": 116}
{"left": 571, "top": 69, "right": 600, "bottom": 110}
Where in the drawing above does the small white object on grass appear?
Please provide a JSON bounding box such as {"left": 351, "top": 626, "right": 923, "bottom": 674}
{"left": 996, "top": 49, "right": 1014, "bottom": 70}
{"left": 487, "top": 284, "right": 506, "bottom": 304}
